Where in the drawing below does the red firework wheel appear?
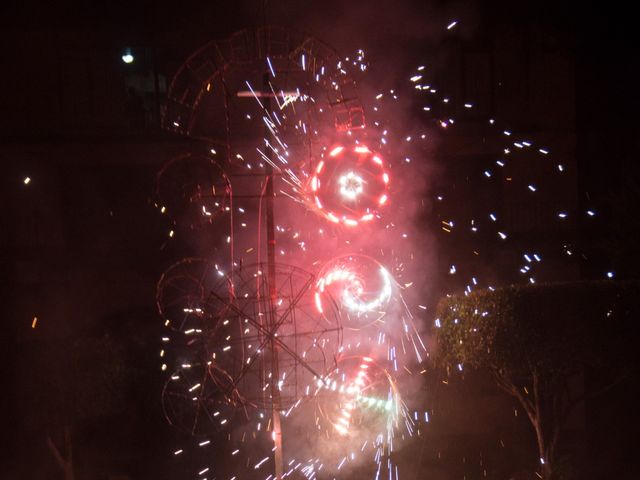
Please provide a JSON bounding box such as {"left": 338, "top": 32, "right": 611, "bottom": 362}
{"left": 310, "top": 143, "right": 390, "bottom": 226}
{"left": 280, "top": 352, "right": 408, "bottom": 478}
{"left": 314, "top": 355, "right": 398, "bottom": 437}
{"left": 314, "top": 254, "right": 394, "bottom": 331}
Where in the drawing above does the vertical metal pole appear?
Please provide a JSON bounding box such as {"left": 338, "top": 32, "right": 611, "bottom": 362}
{"left": 264, "top": 71, "right": 284, "bottom": 480}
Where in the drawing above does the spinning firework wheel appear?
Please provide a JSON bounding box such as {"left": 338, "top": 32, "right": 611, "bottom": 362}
{"left": 315, "top": 254, "right": 394, "bottom": 331}
{"left": 310, "top": 144, "right": 390, "bottom": 226}
{"left": 205, "top": 263, "right": 342, "bottom": 411}
{"left": 314, "top": 355, "right": 398, "bottom": 438}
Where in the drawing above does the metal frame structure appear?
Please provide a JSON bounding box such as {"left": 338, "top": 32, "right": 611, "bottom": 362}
{"left": 163, "top": 25, "right": 364, "bottom": 145}
{"left": 157, "top": 26, "right": 366, "bottom": 479}
{"left": 205, "top": 262, "right": 342, "bottom": 411}
{"left": 155, "top": 151, "right": 232, "bottom": 232}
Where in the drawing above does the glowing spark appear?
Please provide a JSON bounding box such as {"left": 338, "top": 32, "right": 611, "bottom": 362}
{"left": 266, "top": 57, "right": 276, "bottom": 77}
{"left": 330, "top": 146, "right": 344, "bottom": 157}
{"left": 338, "top": 171, "right": 364, "bottom": 201}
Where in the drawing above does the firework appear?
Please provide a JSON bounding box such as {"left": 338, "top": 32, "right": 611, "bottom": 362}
{"left": 309, "top": 143, "right": 390, "bottom": 227}
{"left": 315, "top": 254, "right": 393, "bottom": 330}
{"left": 150, "top": 16, "right": 578, "bottom": 479}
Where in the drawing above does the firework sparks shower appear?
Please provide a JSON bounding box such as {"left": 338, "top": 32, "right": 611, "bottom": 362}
{"left": 151, "top": 16, "right": 576, "bottom": 480}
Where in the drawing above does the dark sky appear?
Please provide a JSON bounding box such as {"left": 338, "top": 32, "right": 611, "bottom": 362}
{"left": 2, "top": 1, "right": 639, "bottom": 479}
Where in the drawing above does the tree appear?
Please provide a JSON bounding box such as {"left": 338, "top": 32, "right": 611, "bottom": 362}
{"left": 435, "top": 281, "right": 638, "bottom": 479}
{"left": 33, "top": 333, "right": 127, "bottom": 480}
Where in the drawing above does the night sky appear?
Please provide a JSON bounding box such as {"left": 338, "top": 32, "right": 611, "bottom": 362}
{"left": 2, "top": 1, "right": 639, "bottom": 479}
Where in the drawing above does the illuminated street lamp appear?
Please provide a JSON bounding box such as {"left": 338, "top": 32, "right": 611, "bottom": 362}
{"left": 121, "top": 48, "right": 134, "bottom": 64}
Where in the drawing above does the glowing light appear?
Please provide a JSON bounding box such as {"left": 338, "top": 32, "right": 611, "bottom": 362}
{"left": 310, "top": 142, "right": 389, "bottom": 226}
{"left": 121, "top": 49, "right": 134, "bottom": 64}
{"left": 266, "top": 57, "right": 276, "bottom": 77}
{"left": 327, "top": 212, "right": 340, "bottom": 223}
{"left": 315, "top": 255, "right": 394, "bottom": 330}
{"left": 342, "top": 267, "right": 392, "bottom": 313}
{"left": 330, "top": 146, "right": 344, "bottom": 157}
{"left": 338, "top": 171, "right": 364, "bottom": 200}
{"left": 315, "top": 292, "right": 324, "bottom": 313}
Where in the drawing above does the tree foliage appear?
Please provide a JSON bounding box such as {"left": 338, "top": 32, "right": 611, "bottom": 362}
{"left": 435, "top": 281, "right": 638, "bottom": 479}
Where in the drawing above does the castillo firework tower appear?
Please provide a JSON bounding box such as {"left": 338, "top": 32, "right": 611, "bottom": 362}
{"left": 152, "top": 17, "right": 579, "bottom": 480}
{"left": 153, "top": 24, "right": 434, "bottom": 480}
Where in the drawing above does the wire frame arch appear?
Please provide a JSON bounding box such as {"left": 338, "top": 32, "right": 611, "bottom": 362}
{"left": 155, "top": 151, "right": 232, "bottom": 232}
{"left": 156, "top": 257, "right": 234, "bottom": 370}
{"left": 162, "top": 361, "right": 248, "bottom": 437}
{"left": 162, "top": 25, "right": 365, "bottom": 146}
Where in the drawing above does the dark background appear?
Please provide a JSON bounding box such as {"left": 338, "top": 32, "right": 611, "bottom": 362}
{"left": 1, "top": 1, "right": 639, "bottom": 478}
